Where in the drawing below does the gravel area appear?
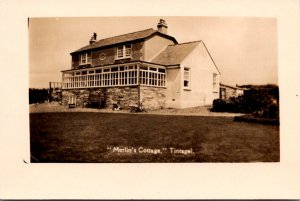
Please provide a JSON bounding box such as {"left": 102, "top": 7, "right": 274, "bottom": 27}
{"left": 29, "top": 102, "right": 243, "bottom": 117}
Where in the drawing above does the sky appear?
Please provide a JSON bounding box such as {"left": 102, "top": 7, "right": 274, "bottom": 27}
{"left": 29, "top": 17, "right": 278, "bottom": 88}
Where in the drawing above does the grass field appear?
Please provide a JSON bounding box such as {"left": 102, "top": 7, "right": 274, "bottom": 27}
{"left": 30, "top": 112, "right": 279, "bottom": 163}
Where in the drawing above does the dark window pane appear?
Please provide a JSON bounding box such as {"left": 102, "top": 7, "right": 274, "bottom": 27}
{"left": 184, "top": 80, "right": 189, "bottom": 87}
{"left": 111, "top": 67, "right": 118, "bottom": 72}
{"left": 158, "top": 68, "right": 165, "bottom": 73}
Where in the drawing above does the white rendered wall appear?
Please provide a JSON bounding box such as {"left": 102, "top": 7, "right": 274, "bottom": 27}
{"left": 179, "top": 42, "right": 220, "bottom": 108}
{"left": 165, "top": 67, "right": 181, "bottom": 108}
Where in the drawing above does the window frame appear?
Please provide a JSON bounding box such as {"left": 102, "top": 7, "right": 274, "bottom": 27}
{"left": 116, "top": 44, "right": 132, "bottom": 59}
{"left": 79, "top": 52, "right": 91, "bottom": 65}
{"left": 62, "top": 64, "right": 167, "bottom": 89}
{"left": 183, "top": 67, "right": 191, "bottom": 90}
{"left": 213, "top": 73, "right": 218, "bottom": 91}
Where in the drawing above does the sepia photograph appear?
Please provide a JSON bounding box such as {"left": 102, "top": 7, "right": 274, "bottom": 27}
{"left": 1, "top": 0, "right": 300, "bottom": 199}
{"left": 29, "top": 17, "right": 279, "bottom": 163}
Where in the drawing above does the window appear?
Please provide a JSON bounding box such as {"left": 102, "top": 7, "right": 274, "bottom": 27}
{"left": 62, "top": 64, "right": 166, "bottom": 89}
{"left": 184, "top": 68, "right": 191, "bottom": 89}
{"left": 116, "top": 44, "right": 132, "bottom": 59}
{"left": 80, "top": 52, "right": 91, "bottom": 65}
{"left": 139, "top": 70, "right": 148, "bottom": 85}
{"left": 158, "top": 68, "right": 165, "bottom": 73}
{"left": 139, "top": 66, "right": 166, "bottom": 87}
{"left": 213, "top": 73, "right": 218, "bottom": 90}
{"left": 111, "top": 67, "right": 118, "bottom": 72}
{"left": 117, "top": 46, "right": 123, "bottom": 58}
{"left": 125, "top": 45, "right": 132, "bottom": 57}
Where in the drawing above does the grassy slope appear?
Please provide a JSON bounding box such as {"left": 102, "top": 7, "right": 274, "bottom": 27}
{"left": 30, "top": 112, "right": 279, "bottom": 163}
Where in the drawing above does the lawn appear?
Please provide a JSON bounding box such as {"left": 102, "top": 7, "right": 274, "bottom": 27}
{"left": 30, "top": 112, "right": 279, "bottom": 163}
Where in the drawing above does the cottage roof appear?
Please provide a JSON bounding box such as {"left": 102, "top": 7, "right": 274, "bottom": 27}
{"left": 152, "top": 40, "right": 221, "bottom": 74}
{"left": 151, "top": 41, "right": 201, "bottom": 66}
{"left": 71, "top": 28, "right": 177, "bottom": 54}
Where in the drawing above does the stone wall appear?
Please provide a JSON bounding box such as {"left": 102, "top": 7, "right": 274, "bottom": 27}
{"left": 106, "top": 86, "right": 139, "bottom": 109}
{"left": 140, "top": 86, "right": 167, "bottom": 110}
{"left": 62, "top": 86, "right": 139, "bottom": 109}
{"left": 62, "top": 88, "right": 107, "bottom": 108}
{"left": 62, "top": 86, "right": 166, "bottom": 110}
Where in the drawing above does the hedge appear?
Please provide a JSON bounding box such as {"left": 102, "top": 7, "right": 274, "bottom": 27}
{"left": 29, "top": 88, "right": 49, "bottom": 104}
{"left": 211, "top": 85, "right": 279, "bottom": 119}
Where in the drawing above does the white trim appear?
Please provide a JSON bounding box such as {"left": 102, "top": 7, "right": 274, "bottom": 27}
{"left": 166, "top": 65, "right": 180, "bottom": 69}
{"left": 79, "top": 52, "right": 91, "bottom": 65}
{"left": 62, "top": 63, "right": 167, "bottom": 89}
{"left": 183, "top": 67, "right": 191, "bottom": 90}
{"left": 213, "top": 73, "right": 218, "bottom": 91}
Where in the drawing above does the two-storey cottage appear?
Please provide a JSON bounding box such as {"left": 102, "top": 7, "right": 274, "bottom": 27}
{"left": 61, "top": 19, "right": 220, "bottom": 109}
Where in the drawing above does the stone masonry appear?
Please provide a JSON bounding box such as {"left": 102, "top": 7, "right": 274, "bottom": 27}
{"left": 140, "top": 86, "right": 166, "bottom": 110}
{"left": 62, "top": 88, "right": 107, "bottom": 108}
{"left": 62, "top": 86, "right": 166, "bottom": 110}
{"left": 106, "top": 86, "right": 139, "bottom": 109}
{"left": 62, "top": 86, "right": 139, "bottom": 109}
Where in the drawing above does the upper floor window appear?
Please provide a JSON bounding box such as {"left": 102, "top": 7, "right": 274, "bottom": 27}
{"left": 183, "top": 68, "right": 191, "bottom": 89}
{"left": 116, "top": 44, "right": 132, "bottom": 59}
{"left": 80, "top": 52, "right": 91, "bottom": 65}
{"left": 213, "top": 73, "right": 218, "bottom": 90}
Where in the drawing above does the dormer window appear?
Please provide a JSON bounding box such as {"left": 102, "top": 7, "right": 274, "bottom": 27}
{"left": 80, "top": 52, "right": 91, "bottom": 65}
{"left": 116, "top": 44, "right": 132, "bottom": 59}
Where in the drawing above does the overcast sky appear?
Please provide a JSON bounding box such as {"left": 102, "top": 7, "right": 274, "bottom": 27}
{"left": 29, "top": 17, "right": 278, "bottom": 88}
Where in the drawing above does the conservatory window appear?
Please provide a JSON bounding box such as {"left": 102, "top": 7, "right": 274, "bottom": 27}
{"left": 62, "top": 64, "right": 166, "bottom": 89}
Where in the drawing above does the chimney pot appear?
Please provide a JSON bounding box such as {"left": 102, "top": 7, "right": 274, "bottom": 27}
{"left": 89, "top": 32, "right": 97, "bottom": 44}
{"left": 157, "top": 19, "right": 168, "bottom": 34}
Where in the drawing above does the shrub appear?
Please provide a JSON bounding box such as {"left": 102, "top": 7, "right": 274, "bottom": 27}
{"left": 29, "top": 88, "right": 49, "bottom": 104}
{"left": 211, "top": 84, "right": 279, "bottom": 118}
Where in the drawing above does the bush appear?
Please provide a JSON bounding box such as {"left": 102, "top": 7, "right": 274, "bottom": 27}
{"left": 210, "top": 99, "right": 227, "bottom": 112}
{"left": 29, "top": 88, "right": 49, "bottom": 104}
{"left": 211, "top": 84, "right": 279, "bottom": 118}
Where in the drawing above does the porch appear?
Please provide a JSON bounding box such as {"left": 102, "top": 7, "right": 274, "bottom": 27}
{"left": 61, "top": 62, "right": 167, "bottom": 89}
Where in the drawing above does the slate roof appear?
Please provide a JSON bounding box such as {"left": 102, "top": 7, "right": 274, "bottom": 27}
{"left": 71, "top": 28, "right": 177, "bottom": 54}
{"left": 151, "top": 41, "right": 201, "bottom": 66}
{"left": 152, "top": 40, "right": 221, "bottom": 74}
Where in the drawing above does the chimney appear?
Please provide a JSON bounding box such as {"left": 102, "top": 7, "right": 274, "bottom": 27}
{"left": 89, "top": 32, "right": 97, "bottom": 44}
{"left": 157, "top": 19, "right": 168, "bottom": 34}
